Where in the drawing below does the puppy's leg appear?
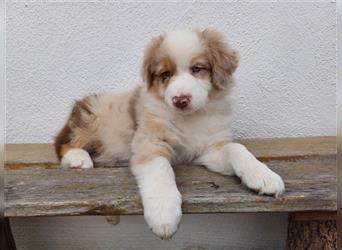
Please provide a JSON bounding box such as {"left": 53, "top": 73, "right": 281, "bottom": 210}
{"left": 60, "top": 145, "right": 93, "bottom": 169}
{"left": 196, "top": 142, "right": 285, "bottom": 196}
{"left": 131, "top": 155, "right": 181, "bottom": 239}
{"left": 131, "top": 132, "right": 181, "bottom": 239}
{"left": 54, "top": 96, "right": 99, "bottom": 169}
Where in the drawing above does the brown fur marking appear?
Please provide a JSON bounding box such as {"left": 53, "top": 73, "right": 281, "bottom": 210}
{"left": 54, "top": 95, "right": 101, "bottom": 160}
{"left": 198, "top": 29, "right": 239, "bottom": 90}
{"left": 149, "top": 56, "right": 177, "bottom": 100}
{"left": 142, "top": 34, "right": 165, "bottom": 87}
{"left": 127, "top": 86, "right": 141, "bottom": 130}
{"left": 54, "top": 124, "right": 72, "bottom": 160}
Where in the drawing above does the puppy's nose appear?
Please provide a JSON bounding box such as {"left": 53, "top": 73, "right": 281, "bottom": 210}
{"left": 172, "top": 94, "right": 192, "bottom": 109}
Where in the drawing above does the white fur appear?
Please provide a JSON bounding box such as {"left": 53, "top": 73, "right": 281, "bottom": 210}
{"left": 131, "top": 157, "right": 182, "bottom": 239}
{"left": 165, "top": 73, "right": 211, "bottom": 112}
{"left": 197, "top": 143, "right": 285, "bottom": 196}
{"left": 195, "top": 146, "right": 235, "bottom": 176}
{"left": 164, "top": 29, "right": 203, "bottom": 69}
{"left": 61, "top": 148, "right": 94, "bottom": 169}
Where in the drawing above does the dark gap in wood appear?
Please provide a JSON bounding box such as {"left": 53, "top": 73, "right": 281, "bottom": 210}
{"left": 0, "top": 218, "right": 17, "bottom": 250}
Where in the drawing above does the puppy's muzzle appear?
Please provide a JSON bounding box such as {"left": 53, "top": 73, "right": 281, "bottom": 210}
{"left": 172, "top": 94, "right": 192, "bottom": 109}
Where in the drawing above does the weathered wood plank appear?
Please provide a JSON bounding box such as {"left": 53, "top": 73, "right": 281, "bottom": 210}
{"left": 5, "top": 155, "right": 336, "bottom": 217}
{"left": 5, "top": 136, "right": 336, "bottom": 169}
{"left": 5, "top": 137, "right": 337, "bottom": 217}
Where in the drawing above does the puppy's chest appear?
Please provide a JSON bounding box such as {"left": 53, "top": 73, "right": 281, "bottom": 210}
{"left": 168, "top": 114, "right": 230, "bottom": 163}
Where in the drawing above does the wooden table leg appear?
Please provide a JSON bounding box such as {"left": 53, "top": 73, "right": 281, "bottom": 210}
{"left": 287, "top": 212, "right": 337, "bottom": 250}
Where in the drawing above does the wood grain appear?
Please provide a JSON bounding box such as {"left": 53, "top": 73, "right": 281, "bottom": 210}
{"left": 5, "top": 136, "right": 336, "bottom": 169}
{"left": 4, "top": 137, "right": 337, "bottom": 217}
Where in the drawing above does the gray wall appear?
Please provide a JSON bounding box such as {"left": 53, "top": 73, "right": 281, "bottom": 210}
{"left": 6, "top": 1, "right": 336, "bottom": 143}
{"left": 11, "top": 214, "right": 288, "bottom": 250}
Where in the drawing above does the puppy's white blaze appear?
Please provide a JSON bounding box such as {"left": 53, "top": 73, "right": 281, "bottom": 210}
{"left": 164, "top": 29, "right": 203, "bottom": 69}
{"left": 165, "top": 73, "right": 211, "bottom": 111}
{"left": 131, "top": 157, "right": 182, "bottom": 238}
{"left": 61, "top": 148, "right": 94, "bottom": 169}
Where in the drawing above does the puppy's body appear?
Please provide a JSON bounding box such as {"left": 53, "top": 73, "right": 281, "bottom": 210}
{"left": 55, "top": 29, "right": 285, "bottom": 239}
{"left": 56, "top": 85, "right": 232, "bottom": 167}
{"left": 55, "top": 88, "right": 138, "bottom": 167}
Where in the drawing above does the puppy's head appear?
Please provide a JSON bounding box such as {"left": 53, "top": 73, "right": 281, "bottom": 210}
{"left": 142, "top": 29, "right": 238, "bottom": 113}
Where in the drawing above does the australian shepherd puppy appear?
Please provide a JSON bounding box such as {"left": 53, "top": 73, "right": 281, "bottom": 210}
{"left": 54, "top": 29, "right": 285, "bottom": 239}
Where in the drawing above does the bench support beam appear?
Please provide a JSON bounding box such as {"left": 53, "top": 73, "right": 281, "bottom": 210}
{"left": 286, "top": 212, "right": 337, "bottom": 249}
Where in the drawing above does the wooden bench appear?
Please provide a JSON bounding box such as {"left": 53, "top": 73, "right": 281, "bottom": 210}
{"left": 4, "top": 137, "right": 337, "bottom": 249}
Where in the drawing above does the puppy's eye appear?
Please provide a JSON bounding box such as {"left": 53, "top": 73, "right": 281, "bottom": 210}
{"left": 191, "top": 66, "right": 201, "bottom": 73}
{"left": 160, "top": 71, "right": 172, "bottom": 78}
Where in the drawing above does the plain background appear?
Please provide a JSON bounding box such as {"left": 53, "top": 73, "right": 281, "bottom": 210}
{"left": 6, "top": 1, "right": 336, "bottom": 143}
{"left": 5, "top": 1, "right": 336, "bottom": 250}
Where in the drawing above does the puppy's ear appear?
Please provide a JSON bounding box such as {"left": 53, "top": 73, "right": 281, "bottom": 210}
{"left": 142, "top": 35, "right": 164, "bottom": 88}
{"left": 200, "top": 29, "right": 239, "bottom": 90}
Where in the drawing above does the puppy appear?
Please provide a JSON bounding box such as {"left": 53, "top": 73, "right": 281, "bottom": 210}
{"left": 54, "top": 29, "right": 285, "bottom": 239}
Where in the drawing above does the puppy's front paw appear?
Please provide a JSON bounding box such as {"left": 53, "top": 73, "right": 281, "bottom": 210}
{"left": 61, "top": 148, "right": 94, "bottom": 169}
{"left": 143, "top": 195, "right": 182, "bottom": 240}
{"left": 242, "top": 162, "right": 285, "bottom": 197}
